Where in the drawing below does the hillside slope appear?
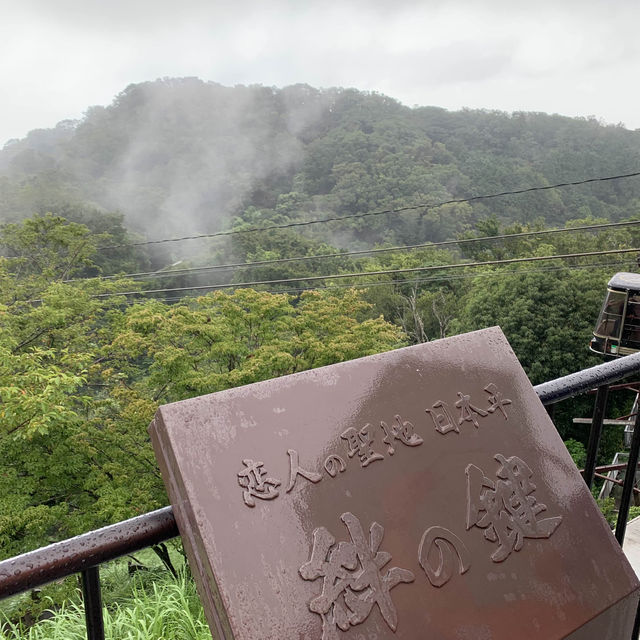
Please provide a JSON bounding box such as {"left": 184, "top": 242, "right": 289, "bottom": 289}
{"left": 1, "top": 78, "right": 640, "bottom": 246}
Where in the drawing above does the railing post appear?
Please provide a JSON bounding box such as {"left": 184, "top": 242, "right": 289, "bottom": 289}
{"left": 81, "top": 567, "right": 105, "bottom": 640}
{"left": 545, "top": 402, "right": 556, "bottom": 422}
{"left": 584, "top": 385, "right": 610, "bottom": 489}
{"left": 615, "top": 408, "right": 640, "bottom": 546}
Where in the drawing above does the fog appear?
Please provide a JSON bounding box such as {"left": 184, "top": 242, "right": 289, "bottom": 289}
{"left": 0, "top": 80, "right": 340, "bottom": 245}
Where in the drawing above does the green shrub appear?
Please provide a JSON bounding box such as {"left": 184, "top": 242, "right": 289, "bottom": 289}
{"left": 0, "top": 570, "right": 209, "bottom": 640}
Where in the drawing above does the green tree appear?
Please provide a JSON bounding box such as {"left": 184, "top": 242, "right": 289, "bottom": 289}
{"left": 452, "top": 264, "right": 603, "bottom": 384}
{"left": 0, "top": 217, "right": 406, "bottom": 559}
{"left": 0, "top": 216, "right": 143, "bottom": 555}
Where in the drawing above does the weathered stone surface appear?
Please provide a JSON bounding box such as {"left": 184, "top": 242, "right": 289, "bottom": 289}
{"left": 149, "top": 327, "right": 639, "bottom": 639}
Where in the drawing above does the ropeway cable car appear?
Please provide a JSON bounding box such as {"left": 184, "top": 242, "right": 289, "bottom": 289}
{"left": 590, "top": 272, "right": 640, "bottom": 357}
{"left": 589, "top": 273, "right": 640, "bottom": 502}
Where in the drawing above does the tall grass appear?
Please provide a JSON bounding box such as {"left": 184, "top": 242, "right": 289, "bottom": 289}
{"left": 0, "top": 571, "right": 211, "bottom": 640}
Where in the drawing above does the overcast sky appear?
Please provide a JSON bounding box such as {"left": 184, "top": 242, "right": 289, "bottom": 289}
{"left": 2, "top": 0, "right": 640, "bottom": 146}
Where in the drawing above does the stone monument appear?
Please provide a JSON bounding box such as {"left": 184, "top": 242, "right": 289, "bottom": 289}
{"left": 149, "top": 327, "right": 640, "bottom": 639}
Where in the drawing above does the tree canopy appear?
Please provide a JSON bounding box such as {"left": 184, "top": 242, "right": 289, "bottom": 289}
{"left": 0, "top": 215, "right": 407, "bottom": 559}
{"left": 2, "top": 79, "right": 640, "bottom": 262}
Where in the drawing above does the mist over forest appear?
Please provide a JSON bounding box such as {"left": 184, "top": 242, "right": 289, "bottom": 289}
{"left": 2, "top": 77, "right": 640, "bottom": 268}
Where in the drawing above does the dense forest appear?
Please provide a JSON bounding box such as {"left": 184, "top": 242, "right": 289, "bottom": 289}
{"left": 1, "top": 78, "right": 640, "bottom": 631}
{"left": 2, "top": 78, "right": 640, "bottom": 248}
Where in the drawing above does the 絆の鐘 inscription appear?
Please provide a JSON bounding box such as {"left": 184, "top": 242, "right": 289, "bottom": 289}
{"left": 300, "top": 512, "right": 415, "bottom": 639}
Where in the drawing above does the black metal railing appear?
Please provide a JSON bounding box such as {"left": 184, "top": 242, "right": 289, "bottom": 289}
{"left": 3, "top": 350, "right": 640, "bottom": 640}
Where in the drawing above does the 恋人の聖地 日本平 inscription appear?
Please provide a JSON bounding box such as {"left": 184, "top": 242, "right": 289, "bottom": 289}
{"left": 234, "top": 384, "right": 511, "bottom": 509}
{"left": 149, "top": 327, "right": 640, "bottom": 640}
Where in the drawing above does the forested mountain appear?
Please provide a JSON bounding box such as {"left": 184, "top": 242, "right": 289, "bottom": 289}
{"left": 2, "top": 77, "right": 640, "bottom": 254}
{"left": 2, "top": 78, "right": 640, "bottom": 585}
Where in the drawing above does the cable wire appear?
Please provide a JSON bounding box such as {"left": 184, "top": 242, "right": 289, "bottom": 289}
{"left": 261, "top": 259, "right": 635, "bottom": 296}
{"left": 98, "top": 170, "right": 640, "bottom": 250}
{"left": 129, "top": 259, "right": 635, "bottom": 304}
{"left": 76, "top": 218, "right": 640, "bottom": 283}
{"left": 92, "top": 247, "right": 640, "bottom": 299}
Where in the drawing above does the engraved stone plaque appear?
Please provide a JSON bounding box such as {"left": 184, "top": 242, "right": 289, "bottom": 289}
{"left": 149, "top": 327, "right": 640, "bottom": 639}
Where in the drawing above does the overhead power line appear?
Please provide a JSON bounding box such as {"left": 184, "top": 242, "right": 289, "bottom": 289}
{"left": 93, "top": 246, "right": 640, "bottom": 299}
{"left": 129, "top": 259, "right": 635, "bottom": 304}
{"left": 259, "top": 259, "right": 635, "bottom": 297}
{"left": 98, "top": 170, "right": 640, "bottom": 250}
{"left": 79, "top": 218, "right": 640, "bottom": 283}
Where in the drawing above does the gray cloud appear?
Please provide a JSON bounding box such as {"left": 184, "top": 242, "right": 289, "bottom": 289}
{"left": 2, "top": 0, "right": 640, "bottom": 145}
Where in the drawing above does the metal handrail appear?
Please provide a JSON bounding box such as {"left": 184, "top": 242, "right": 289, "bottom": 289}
{"left": 535, "top": 350, "right": 640, "bottom": 404}
{"left": 0, "top": 507, "right": 178, "bottom": 600}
